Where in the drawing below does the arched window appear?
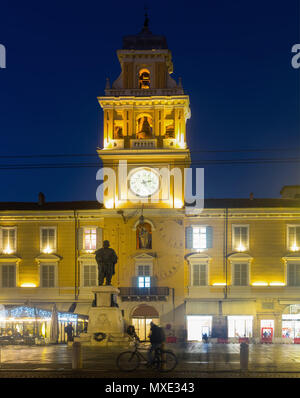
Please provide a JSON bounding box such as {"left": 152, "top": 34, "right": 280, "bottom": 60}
{"left": 139, "top": 68, "right": 150, "bottom": 89}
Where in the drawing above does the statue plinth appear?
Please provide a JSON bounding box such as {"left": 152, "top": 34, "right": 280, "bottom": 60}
{"left": 92, "top": 285, "right": 119, "bottom": 308}
{"left": 75, "top": 285, "right": 125, "bottom": 346}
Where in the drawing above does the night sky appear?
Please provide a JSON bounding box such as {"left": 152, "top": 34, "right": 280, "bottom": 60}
{"left": 0, "top": 0, "right": 299, "bottom": 202}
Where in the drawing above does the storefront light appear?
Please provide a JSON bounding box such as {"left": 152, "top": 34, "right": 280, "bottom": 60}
{"left": 212, "top": 283, "right": 226, "bottom": 286}
{"left": 20, "top": 283, "right": 37, "bottom": 288}
{"left": 269, "top": 282, "right": 285, "bottom": 286}
{"left": 252, "top": 282, "right": 268, "bottom": 286}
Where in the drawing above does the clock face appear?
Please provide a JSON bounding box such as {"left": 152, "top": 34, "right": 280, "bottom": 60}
{"left": 129, "top": 168, "right": 160, "bottom": 197}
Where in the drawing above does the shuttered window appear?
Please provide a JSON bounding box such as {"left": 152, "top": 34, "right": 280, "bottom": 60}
{"left": 83, "top": 228, "right": 97, "bottom": 251}
{"left": 233, "top": 226, "right": 249, "bottom": 251}
{"left": 2, "top": 265, "right": 16, "bottom": 288}
{"left": 288, "top": 226, "right": 300, "bottom": 250}
{"left": 192, "top": 264, "right": 207, "bottom": 286}
{"left": 1, "top": 228, "right": 16, "bottom": 253}
{"left": 186, "top": 226, "right": 213, "bottom": 249}
{"left": 41, "top": 264, "right": 55, "bottom": 287}
{"left": 83, "top": 264, "right": 97, "bottom": 287}
{"left": 78, "top": 227, "right": 102, "bottom": 251}
{"left": 233, "top": 263, "right": 248, "bottom": 286}
{"left": 40, "top": 227, "right": 56, "bottom": 253}
{"left": 287, "top": 263, "right": 300, "bottom": 286}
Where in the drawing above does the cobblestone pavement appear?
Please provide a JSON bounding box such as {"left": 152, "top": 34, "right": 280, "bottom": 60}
{"left": 0, "top": 343, "right": 300, "bottom": 377}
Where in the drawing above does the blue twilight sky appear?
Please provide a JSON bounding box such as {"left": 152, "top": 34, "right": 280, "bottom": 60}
{"left": 0, "top": 0, "right": 299, "bottom": 202}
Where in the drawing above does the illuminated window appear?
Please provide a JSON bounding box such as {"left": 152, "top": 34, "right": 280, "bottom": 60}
{"left": 138, "top": 68, "right": 150, "bottom": 89}
{"left": 186, "top": 226, "right": 213, "bottom": 249}
{"left": 41, "top": 264, "right": 55, "bottom": 288}
{"left": 2, "top": 265, "right": 16, "bottom": 288}
{"left": 287, "top": 263, "right": 300, "bottom": 287}
{"left": 192, "top": 264, "right": 207, "bottom": 286}
{"left": 233, "top": 263, "right": 249, "bottom": 286}
{"left": 288, "top": 225, "right": 300, "bottom": 251}
{"left": 1, "top": 227, "right": 17, "bottom": 254}
{"left": 137, "top": 265, "right": 151, "bottom": 288}
{"left": 83, "top": 263, "right": 97, "bottom": 287}
{"left": 84, "top": 228, "right": 97, "bottom": 251}
{"left": 138, "top": 276, "right": 151, "bottom": 288}
{"left": 40, "top": 227, "right": 56, "bottom": 253}
{"left": 232, "top": 225, "right": 249, "bottom": 251}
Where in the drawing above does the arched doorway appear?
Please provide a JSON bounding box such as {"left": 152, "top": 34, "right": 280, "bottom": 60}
{"left": 131, "top": 305, "right": 159, "bottom": 341}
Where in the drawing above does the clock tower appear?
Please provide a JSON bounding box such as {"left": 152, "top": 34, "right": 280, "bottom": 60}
{"left": 97, "top": 16, "right": 191, "bottom": 210}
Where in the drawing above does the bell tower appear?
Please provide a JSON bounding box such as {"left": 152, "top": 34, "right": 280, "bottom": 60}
{"left": 97, "top": 15, "right": 191, "bottom": 209}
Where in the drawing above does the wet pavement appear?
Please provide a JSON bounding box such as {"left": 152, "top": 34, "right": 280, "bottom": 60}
{"left": 0, "top": 342, "right": 300, "bottom": 377}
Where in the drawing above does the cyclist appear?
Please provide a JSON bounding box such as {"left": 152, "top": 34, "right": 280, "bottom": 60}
{"left": 147, "top": 321, "right": 165, "bottom": 365}
{"left": 127, "top": 325, "right": 140, "bottom": 342}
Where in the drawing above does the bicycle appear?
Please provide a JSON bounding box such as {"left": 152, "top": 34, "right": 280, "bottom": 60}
{"left": 116, "top": 339, "right": 178, "bottom": 372}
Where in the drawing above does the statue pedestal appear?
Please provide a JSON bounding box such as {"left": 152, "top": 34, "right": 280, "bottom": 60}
{"left": 75, "top": 286, "right": 126, "bottom": 346}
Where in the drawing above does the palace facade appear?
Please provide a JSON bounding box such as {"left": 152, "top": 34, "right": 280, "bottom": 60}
{"left": 1, "top": 20, "right": 300, "bottom": 343}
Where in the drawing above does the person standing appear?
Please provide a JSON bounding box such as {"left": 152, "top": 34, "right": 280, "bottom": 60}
{"left": 65, "top": 322, "right": 74, "bottom": 344}
{"left": 147, "top": 322, "right": 165, "bottom": 365}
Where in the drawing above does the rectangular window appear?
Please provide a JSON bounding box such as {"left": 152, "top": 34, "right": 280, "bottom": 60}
{"left": 232, "top": 225, "right": 249, "bottom": 251}
{"left": 83, "top": 228, "right": 97, "bottom": 251}
{"left": 2, "top": 265, "right": 16, "bottom": 288}
{"left": 186, "top": 226, "right": 213, "bottom": 249}
{"left": 193, "top": 227, "right": 207, "bottom": 249}
{"left": 288, "top": 226, "right": 300, "bottom": 251}
{"left": 138, "top": 276, "right": 151, "bottom": 288}
{"left": 1, "top": 227, "right": 16, "bottom": 254}
{"left": 83, "top": 264, "right": 97, "bottom": 287}
{"left": 137, "top": 265, "right": 151, "bottom": 288}
{"left": 192, "top": 264, "right": 207, "bottom": 286}
{"left": 40, "top": 227, "right": 56, "bottom": 253}
{"left": 233, "top": 263, "right": 248, "bottom": 286}
{"left": 41, "top": 264, "right": 55, "bottom": 287}
{"left": 287, "top": 263, "right": 300, "bottom": 287}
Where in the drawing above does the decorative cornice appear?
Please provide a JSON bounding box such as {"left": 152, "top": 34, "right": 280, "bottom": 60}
{"left": 0, "top": 254, "right": 21, "bottom": 263}
{"left": 35, "top": 253, "right": 62, "bottom": 263}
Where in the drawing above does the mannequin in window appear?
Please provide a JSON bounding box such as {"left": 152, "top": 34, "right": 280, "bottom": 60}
{"left": 137, "top": 116, "right": 152, "bottom": 139}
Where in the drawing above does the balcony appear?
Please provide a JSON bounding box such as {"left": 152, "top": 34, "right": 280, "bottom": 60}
{"left": 119, "top": 287, "right": 169, "bottom": 302}
{"left": 130, "top": 139, "right": 157, "bottom": 149}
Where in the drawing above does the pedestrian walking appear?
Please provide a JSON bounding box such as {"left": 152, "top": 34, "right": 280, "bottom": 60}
{"left": 65, "top": 322, "right": 74, "bottom": 344}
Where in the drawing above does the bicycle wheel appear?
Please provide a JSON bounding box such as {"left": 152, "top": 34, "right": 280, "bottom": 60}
{"left": 116, "top": 351, "right": 140, "bottom": 371}
{"left": 160, "top": 350, "right": 178, "bottom": 372}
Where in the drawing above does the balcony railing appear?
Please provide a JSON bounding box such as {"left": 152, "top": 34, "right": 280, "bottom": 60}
{"left": 119, "top": 286, "right": 169, "bottom": 301}
{"left": 130, "top": 139, "right": 157, "bottom": 149}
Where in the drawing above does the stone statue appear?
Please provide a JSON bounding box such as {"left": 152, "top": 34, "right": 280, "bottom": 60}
{"left": 138, "top": 224, "right": 152, "bottom": 249}
{"left": 95, "top": 240, "right": 118, "bottom": 286}
{"left": 137, "top": 116, "right": 152, "bottom": 139}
